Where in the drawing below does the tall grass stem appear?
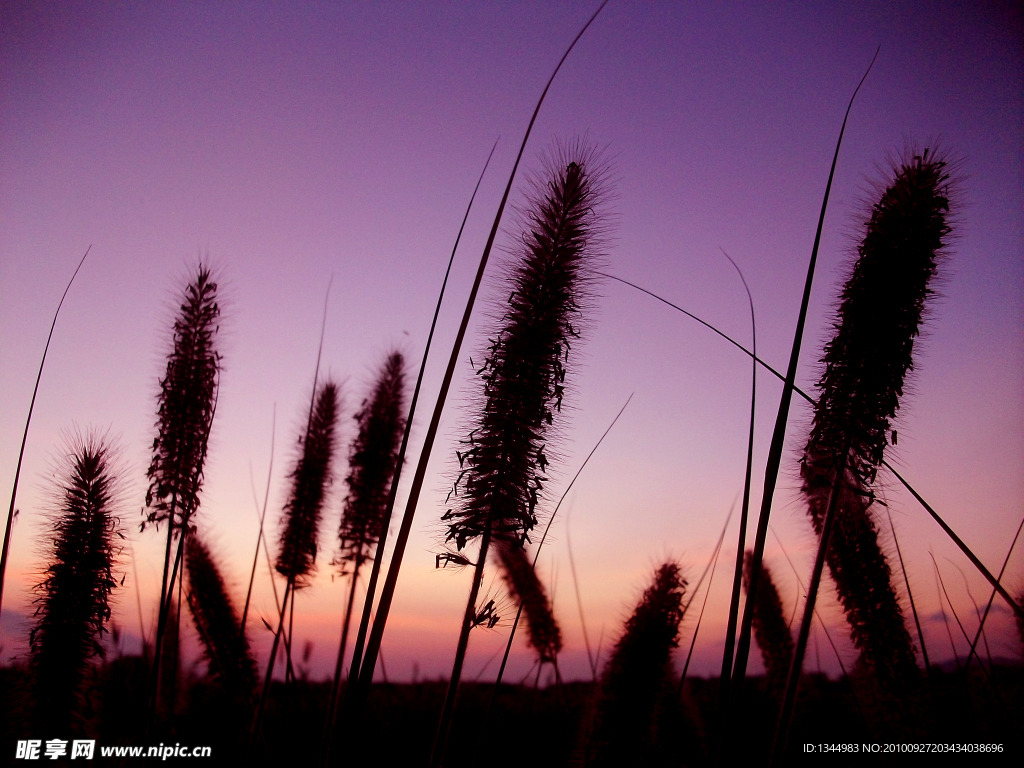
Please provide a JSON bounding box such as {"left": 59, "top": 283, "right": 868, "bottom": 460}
{"left": 964, "top": 512, "right": 1024, "bottom": 671}
{"left": 886, "top": 507, "right": 930, "bottom": 675}
{"left": 770, "top": 443, "right": 850, "bottom": 766}
{"left": 727, "top": 55, "right": 879, "bottom": 754}
{"left": 715, "top": 248, "right": 758, "bottom": 727}
{"left": 678, "top": 508, "right": 731, "bottom": 693}
{"left": 242, "top": 406, "right": 276, "bottom": 632}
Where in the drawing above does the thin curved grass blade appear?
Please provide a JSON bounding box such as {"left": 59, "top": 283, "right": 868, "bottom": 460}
{"left": 0, "top": 246, "right": 91, "bottom": 617}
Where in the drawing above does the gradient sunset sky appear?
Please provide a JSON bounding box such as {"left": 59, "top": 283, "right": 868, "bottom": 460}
{"left": 1, "top": 1, "right": 1021, "bottom": 684}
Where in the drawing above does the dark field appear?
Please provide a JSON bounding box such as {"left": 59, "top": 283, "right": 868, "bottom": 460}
{"left": 2, "top": 660, "right": 1021, "bottom": 765}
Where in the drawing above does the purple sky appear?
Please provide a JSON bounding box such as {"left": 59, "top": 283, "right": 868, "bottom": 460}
{"left": 2, "top": 1, "right": 1022, "bottom": 684}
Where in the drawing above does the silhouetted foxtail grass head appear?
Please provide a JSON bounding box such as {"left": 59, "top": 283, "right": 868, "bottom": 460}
{"left": 800, "top": 147, "right": 953, "bottom": 688}
{"left": 30, "top": 431, "right": 123, "bottom": 733}
{"left": 142, "top": 262, "right": 223, "bottom": 729}
{"left": 325, "top": 353, "right": 405, "bottom": 736}
{"left": 495, "top": 541, "right": 562, "bottom": 662}
{"left": 144, "top": 263, "right": 221, "bottom": 534}
{"left": 277, "top": 380, "right": 340, "bottom": 588}
{"left": 742, "top": 550, "right": 793, "bottom": 691}
{"left": 584, "top": 562, "right": 686, "bottom": 767}
{"left": 185, "top": 532, "right": 256, "bottom": 698}
{"left": 336, "top": 352, "right": 406, "bottom": 573}
{"left": 428, "top": 144, "right": 610, "bottom": 768}
{"left": 443, "top": 141, "right": 610, "bottom": 555}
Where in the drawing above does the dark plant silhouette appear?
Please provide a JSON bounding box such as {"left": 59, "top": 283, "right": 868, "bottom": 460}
{"left": 725, "top": 54, "right": 879, "bottom": 760}
{"left": 583, "top": 563, "right": 686, "bottom": 768}
{"left": 252, "top": 380, "right": 339, "bottom": 745}
{"left": 324, "top": 353, "right": 405, "bottom": 753}
{"left": 30, "top": 434, "right": 121, "bottom": 734}
{"left": 481, "top": 395, "right": 632, "bottom": 741}
{"left": 742, "top": 550, "right": 793, "bottom": 690}
{"left": 495, "top": 541, "right": 562, "bottom": 663}
{"left": 185, "top": 532, "right": 257, "bottom": 699}
{"left": 353, "top": 7, "right": 609, "bottom": 735}
{"left": 1016, "top": 586, "right": 1024, "bottom": 659}
{"left": 144, "top": 264, "right": 221, "bottom": 723}
{"left": 276, "top": 381, "right": 340, "bottom": 587}
{"left": 431, "top": 145, "right": 605, "bottom": 767}
{"left": 800, "top": 149, "right": 952, "bottom": 688}
{"left": 601, "top": 269, "right": 1024, "bottom": 624}
{"left": 336, "top": 352, "right": 406, "bottom": 585}
{"left": 333, "top": 146, "right": 498, "bottom": 763}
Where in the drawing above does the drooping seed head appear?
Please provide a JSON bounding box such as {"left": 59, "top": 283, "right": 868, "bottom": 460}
{"left": 800, "top": 149, "right": 952, "bottom": 686}
{"left": 185, "top": 532, "right": 257, "bottom": 697}
{"left": 495, "top": 541, "right": 562, "bottom": 662}
{"left": 742, "top": 550, "right": 794, "bottom": 690}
